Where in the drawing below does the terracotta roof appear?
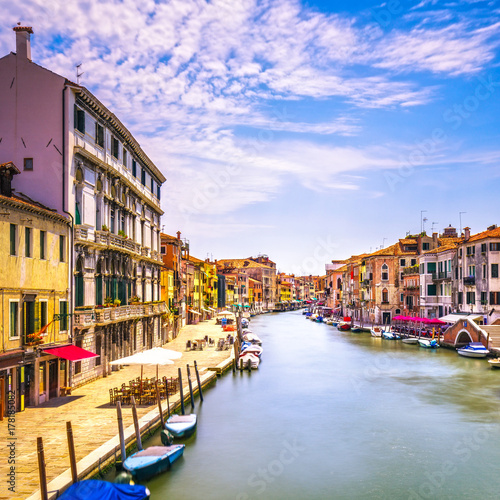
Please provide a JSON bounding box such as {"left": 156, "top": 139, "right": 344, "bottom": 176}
{"left": 13, "top": 26, "right": 33, "bottom": 34}
{"left": 423, "top": 244, "right": 458, "bottom": 255}
{"left": 0, "top": 192, "right": 69, "bottom": 223}
{"left": 467, "top": 227, "right": 500, "bottom": 243}
{"left": 188, "top": 255, "right": 205, "bottom": 264}
{"left": 217, "top": 259, "right": 273, "bottom": 270}
{"left": 399, "top": 238, "right": 417, "bottom": 245}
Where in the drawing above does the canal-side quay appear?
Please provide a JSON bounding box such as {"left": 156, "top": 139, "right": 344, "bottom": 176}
{"left": 2, "top": 319, "right": 234, "bottom": 500}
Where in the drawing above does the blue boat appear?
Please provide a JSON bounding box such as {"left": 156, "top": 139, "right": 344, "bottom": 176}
{"left": 418, "top": 338, "right": 439, "bottom": 348}
{"left": 59, "top": 480, "right": 150, "bottom": 499}
{"left": 165, "top": 414, "right": 197, "bottom": 438}
{"left": 123, "top": 445, "right": 185, "bottom": 482}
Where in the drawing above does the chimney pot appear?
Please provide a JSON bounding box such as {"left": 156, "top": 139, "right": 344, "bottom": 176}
{"left": 464, "top": 227, "right": 471, "bottom": 241}
{"left": 13, "top": 26, "right": 33, "bottom": 61}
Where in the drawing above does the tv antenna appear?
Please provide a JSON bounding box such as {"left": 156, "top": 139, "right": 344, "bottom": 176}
{"left": 431, "top": 222, "right": 438, "bottom": 233}
{"left": 420, "top": 210, "right": 427, "bottom": 233}
{"left": 76, "top": 63, "right": 84, "bottom": 85}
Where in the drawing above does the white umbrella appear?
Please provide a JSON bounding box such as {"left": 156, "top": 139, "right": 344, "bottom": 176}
{"left": 216, "top": 310, "right": 234, "bottom": 317}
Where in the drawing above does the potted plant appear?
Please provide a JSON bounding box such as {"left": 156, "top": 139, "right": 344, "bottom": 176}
{"left": 104, "top": 296, "right": 113, "bottom": 307}
{"left": 101, "top": 224, "right": 109, "bottom": 232}
{"left": 113, "top": 298, "right": 121, "bottom": 307}
{"left": 118, "top": 229, "right": 127, "bottom": 238}
{"left": 26, "top": 332, "right": 44, "bottom": 346}
{"left": 129, "top": 295, "right": 140, "bottom": 304}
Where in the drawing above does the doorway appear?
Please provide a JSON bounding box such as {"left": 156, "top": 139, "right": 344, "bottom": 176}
{"left": 382, "top": 312, "right": 391, "bottom": 325}
{"left": 49, "top": 360, "right": 58, "bottom": 399}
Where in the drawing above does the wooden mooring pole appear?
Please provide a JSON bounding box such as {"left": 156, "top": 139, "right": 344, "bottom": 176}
{"left": 194, "top": 361, "right": 204, "bottom": 402}
{"left": 37, "top": 437, "right": 48, "bottom": 500}
{"left": 178, "top": 367, "right": 185, "bottom": 415}
{"left": 156, "top": 381, "right": 165, "bottom": 427}
{"left": 116, "top": 401, "right": 126, "bottom": 464}
{"left": 66, "top": 421, "right": 78, "bottom": 484}
{"left": 186, "top": 364, "right": 195, "bottom": 409}
{"left": 131, "top": 396, "right": 143, "bottom": 451}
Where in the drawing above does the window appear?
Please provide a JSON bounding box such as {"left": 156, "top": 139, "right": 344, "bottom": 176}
{"left": 95, "top": 123, "right": 104, "bottom": 148}
{"left": 25, "top": 227, "right": 32, "bottom": 257}
{"left": 24, "top": 158, "right": 33, "bottom": 171}
{"left": 75, "top": 338, "right": 82, "bottom": 374}
{"left": 59, "top": 235, "right": 65, "bottom": 262}
{"left": 132, "top": 160, "right": 137, "bottom": 177}
{"left": 492, "top": 264, "right": 499, "bottom": 278}
{"left": 9, "top": 301, "right": 19, "bottom": 338}
{"left": 95, "top": 336, "right": 101, "bottom": 366}
{"left": 468, "top": 265, "right": 475, "bottom": 277}
{"left": 151, "top": 177, "right": 154, "bottom": 192}
{"left": 481, "top": 243, "right": 487, "bottom": 253}
{"left": 483, "top": 264, "right": 487, "bottom": 278}
{"left": 422, "top": 242, "right": 430, "bottom": 251}
{"left": 490, "top": 292, "right": 500, "bottom": 305}
{"left": 381, "top": 264, "right": 389, "bottom": 281}
{"left": 458, "top": 291, "right": 463, "bottom": 304}
{"left": 466, "top": 292, "right": 476, "bottom": 304}
{"left": 40, "top": 300, "right": 48, "bottom": 329}
{"left": 141, "top": 169, "right": 146, "bottom": 186}
{"left": 466, "top": 246, "right": 475, "bottom": 256}
{"left": 481, "top": 292, "right": 487, "bottom": 305}
{"left": 411, "top": 259, "right": 416, "bottom": 266}
{"left": 157, "top": 184, "right": 161, "bottom": 199}
{"left": 40, "top": 230, "right": 46, "bottom": 259}
{"left": 123, "top": 149, "right": 128, "bottom": 168}
{"left": 427, "top": 284, "right": 437, "bottom": 296}
{"left": 111, "top": 137, "right": 120, "bottom": 159}
{"left": 382, "top": 289, "right": 389, "bottom": 303}
{"left": 400, "top": 259, "right": 406, "bottom": 267}
{"left": 74, "top": 105, "right": 85, "bottom": 134}
{"left": 161, "top": 246, "right": 166, "bottom": 255}
{"left": 59, "top": 301, "right": 68, "bottom": 331}
{"left": 490, "top": 243, "right": 500, "bottom": 251}
{"left": 10, "top": 224, "right": 17, "bottom": 256}
{"left": 427, "top": 262, "right": 436, "bottom": 273}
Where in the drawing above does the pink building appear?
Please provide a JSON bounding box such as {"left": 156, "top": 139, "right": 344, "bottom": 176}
{"left": 0, "top": 28, "right": 166, "bottom": 388}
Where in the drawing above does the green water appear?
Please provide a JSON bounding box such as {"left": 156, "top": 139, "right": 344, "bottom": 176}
{"left": 143, "top": 311, "right": 500, "bottom": 499}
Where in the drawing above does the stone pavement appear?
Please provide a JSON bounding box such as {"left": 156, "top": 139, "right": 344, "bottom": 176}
{"left": 1, "top": 319, "right": 234, "bottom": 500}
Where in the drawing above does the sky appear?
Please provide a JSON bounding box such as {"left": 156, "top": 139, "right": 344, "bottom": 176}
{"left": 1, "top": 0, "right": 500, "bottom": 275}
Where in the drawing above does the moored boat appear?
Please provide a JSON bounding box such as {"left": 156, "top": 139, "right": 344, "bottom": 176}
{"left": 418, "top": 338, "right": 439, "bottom": 348}
{"left": 123, "top": 445, "right": 185, "bottom": 482}
{"left": 239, "top": 351, "right": 260, "bottom": 369}
{"left": 242, "top": 332, "right": 262, "bottom": 345}
{"left": 241, "top": 344, "right": 263, "bottom": 357}
{"left": 370, "top": 327, "right": 383, "bottom": 337}
{"left": 488, "top": 358, "right": 500, "bottom": 368}
{"left": 351, "top": 327, "right": 362, "bottom": 333}
{"left": 337, "top": 322, "right": 351, "bottom": 331}
{"left": 402, "top": 337, "right": 418, "bottom": 344}
{"left": 59, "top": 480, "right": 150, "bottom": 500}
{"left": 457, "top": 342, "right": 489, "bottom": 358}
{"left": 165, "top": 414, "right": 197, "bottom": 438}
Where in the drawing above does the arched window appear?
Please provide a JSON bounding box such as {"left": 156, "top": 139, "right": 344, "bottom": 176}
{"left": 381, "top": 264, "right": 389, "bottom": 281}
{"left": 75, "top": 257, "right": 84, "bottom": 307}
{"left": 382, "top": 288, "right": 389, "bottom": 303}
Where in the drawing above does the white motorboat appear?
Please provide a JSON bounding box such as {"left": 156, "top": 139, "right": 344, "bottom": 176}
{"left": 243, "top": 332, "right": 262, "bottom": 345}
{"left": 418, "top": 338, "right": 439, "bottom": 348}
{"left": 241, "top": 344, "right": 263, "bottom": 357}
{"left": 402, "top": 337, "right": 418, "bottom": 344}
{"left": 488, "top": 358, "right": 500, "bottom": 368}
{"left": 457, "top": 342, "right": 489, "bottom": 358}
{"left": 239, "top": 352, "right": 260, "bottom": 369}
{"left": 370, "top": 327, "right": 383, "bottom": 337}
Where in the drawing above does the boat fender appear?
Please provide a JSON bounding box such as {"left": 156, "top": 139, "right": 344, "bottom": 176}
{"left": 114, "top": 471, "right": 135, "bottom": 485}
{"left": 161, "top": 429, "right": 174, "bottom": 446}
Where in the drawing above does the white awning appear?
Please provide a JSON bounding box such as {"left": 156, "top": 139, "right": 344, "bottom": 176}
{"left": 439, "top": 313, "right": 483, "bottom": 323}
{"left": 189, "top": 310, "right": 201, "bottom": 316}
{"left": 208, "top": 307, "right": 217, "bottom": 312}
{"left": 202, "top": 307, "right": 211, "bottom": 313}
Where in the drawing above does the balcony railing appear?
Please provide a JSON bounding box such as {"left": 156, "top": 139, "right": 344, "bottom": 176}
{"left": 403, "top": 265, "right": 419, "bottom": 276}
{"left": 74, "top": 302, "right": 167, "bottom": 327}
{"left": 464, "top": 276, "right": 476, "bottom": 285}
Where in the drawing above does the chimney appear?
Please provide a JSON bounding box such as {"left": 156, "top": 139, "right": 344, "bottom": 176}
{"left": 13, "top": 26, "right": 33, "bottom": 61}
{"left": 432, "top": 232, "right": 438, "bottom": 248}
{"left": 464, "top": 227, "right": 471, "bottom": 241}
{"left": 176, "top": 231, "right": 181, "bottom": 240}
{"left": 0, "top": 162, "right": 21, "bottom": 197}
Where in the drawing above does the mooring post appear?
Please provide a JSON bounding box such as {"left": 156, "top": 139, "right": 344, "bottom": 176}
{"left": 178, "top": 367, "right": 185, "bottom": 415}
{"left": 186, "top": 364, "right": 195, "bottom": 408}
{"left": 166, "top": 378, "right": 171, "bottom": 418}
{"left": 156, "top": 381, "right": 165, "bottom": 427}
{"left": 131, "top": 396, "right": 143, "bottom": 451}
{"left": 66, "top": 421, "right": 78, "bottom": 484}
{"left": 194, "top": 360, "right": 204, "bottom": 402}
{"left": 37, "top": 437, "right": 48, "bottom": 500}
{"left": 116, "top": 401, "right": 127, "bottom": 463}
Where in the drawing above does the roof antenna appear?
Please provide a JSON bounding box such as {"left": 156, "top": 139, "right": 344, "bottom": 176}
{"left": 431, "top": 221, "right": 438, "bottom": 233}
{"left": 76, "top": 63, "right": 84, "bottom": 85}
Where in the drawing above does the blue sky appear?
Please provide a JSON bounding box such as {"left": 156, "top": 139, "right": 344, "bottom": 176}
{"left": 1, "top": 0, "right": 500, "bottom": 275}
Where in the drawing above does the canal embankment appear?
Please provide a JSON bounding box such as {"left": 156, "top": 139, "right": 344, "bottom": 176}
{"left": 3, "top": 319, "right": 234, "bottom": 500}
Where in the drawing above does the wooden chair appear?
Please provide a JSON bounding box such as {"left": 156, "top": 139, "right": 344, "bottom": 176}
{"left": 109, "top": 388, "right": 115, "bottom": 405}
{"left": 186, "top": 340, "right": 192, "bottom": 351}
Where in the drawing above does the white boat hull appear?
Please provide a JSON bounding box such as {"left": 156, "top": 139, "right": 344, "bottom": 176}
{"left": 402, "top": 338, "right": 418, "bottom": 344}
{"left": 457, "top": 350, "right": 488, "bottom": 358}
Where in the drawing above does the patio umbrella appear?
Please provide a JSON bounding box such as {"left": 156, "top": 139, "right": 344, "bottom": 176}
{"left": 217, "top": 310, "right": 234, "bottom": 318}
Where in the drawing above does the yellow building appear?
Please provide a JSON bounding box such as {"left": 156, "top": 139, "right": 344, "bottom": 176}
{"left": 0, "top": 163, "right": 71, "bottom": 413}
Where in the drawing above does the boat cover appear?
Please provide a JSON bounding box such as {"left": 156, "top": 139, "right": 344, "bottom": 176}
{"left": 59, "top": 480, "right": 149, "bottom": 500}
{"left": 168, "top": 415, "right": 196, "bottom": 423}
{"left": 124, "top": 445, "right": 184, "bottom": 471}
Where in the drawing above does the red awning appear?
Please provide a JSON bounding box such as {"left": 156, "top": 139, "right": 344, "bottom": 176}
{"left": 42, "top": 345, "right": 99, "bottom": 362}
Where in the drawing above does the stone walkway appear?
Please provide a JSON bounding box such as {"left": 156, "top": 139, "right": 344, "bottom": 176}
{"left": 1, "top": 319, "right": 233, "bottom": 500}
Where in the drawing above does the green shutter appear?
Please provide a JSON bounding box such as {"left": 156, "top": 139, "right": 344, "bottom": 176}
{"left": 10, "top": 224, "right": 16, "bottom": 255}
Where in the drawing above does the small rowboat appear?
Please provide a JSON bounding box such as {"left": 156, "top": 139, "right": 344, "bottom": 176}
{"left": 402, "top": 337, "right": 418, "bottom": 344}
{"left": 165, "top": 414, "right": 197, "bottom": 438}
{"left": 370, "top": 327, "right": 383, "bottom": 337}
{"left": 241, "top": 344, "right": 263, "bottom": 357}
{"left": 239, "top": 352, "right": 260, "bottom": 369}
{"left": 338, "top": 322, "right": 351, "bottom": 331}
{"left": 59, "top": 480, "right": 150, "bottom": 500}
{"left": 488, "top": 358, "right": 500, "bottom": 368}
{"left": 123, "top": 445, "right": 185, "bottom": 482}
{"left": 351, "top": 327, "right": 362, "bottom": 333}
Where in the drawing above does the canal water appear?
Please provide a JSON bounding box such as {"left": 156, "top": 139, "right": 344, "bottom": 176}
{"left": 143, "top": 311, "right": 500, "bottom": 499}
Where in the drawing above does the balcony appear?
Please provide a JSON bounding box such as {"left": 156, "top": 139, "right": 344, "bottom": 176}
{"left": 73, "top": 302, "right": 167, "bottom": 327}
{"left": 360, "top": 279, "right": 371, "bottom": 287}
{"left": 433, "top": 271, "right": 451, "bottom": 282}
{"left": 464, "top": 276, "right": 476, "bottom": 286}
{"left": 403, "top": 265, "right": 419, "bottom": 276}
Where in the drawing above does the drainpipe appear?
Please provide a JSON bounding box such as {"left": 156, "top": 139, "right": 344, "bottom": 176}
{"left": 62, "top": 86, "right": 75, "bottom": 388}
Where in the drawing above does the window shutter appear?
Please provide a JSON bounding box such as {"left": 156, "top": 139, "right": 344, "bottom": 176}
{"left": 74, "top": 104, "right": 78, "bottom": 129}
